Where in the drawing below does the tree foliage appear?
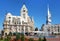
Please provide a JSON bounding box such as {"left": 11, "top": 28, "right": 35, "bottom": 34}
{"left": 16, "top": 33, "right": 20, "bottom": 40}
{"left": 4, "top": 36, "right": 11, "bottom": 41}
{"left": 43, "top": 37, "right": 46, "bottom": 41}
{"left": 21, "top": 34, "right": 25, "bottom": 41}
{"left": 35, "top": 27, "right": 38, "bottom": 31}
{"left": 38, "top": 38, "right": 42, "bottom": 41}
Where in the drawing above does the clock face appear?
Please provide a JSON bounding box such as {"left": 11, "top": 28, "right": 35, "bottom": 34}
{"left": 23, "top": 10, "right": 25, "bottom": 12}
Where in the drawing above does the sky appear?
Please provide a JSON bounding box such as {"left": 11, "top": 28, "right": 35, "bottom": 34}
{"left": 0, "top": 0, "right": 60, "bottom": 30}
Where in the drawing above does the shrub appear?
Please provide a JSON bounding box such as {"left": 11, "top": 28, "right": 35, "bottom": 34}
{"left": 4, "top": 36, "right": 11, "bottom": 41}
{"left": 7, "top": 36, "right": 11, "bottom": 40}
{"left": 38, "top": 38, "right": 42, "bottom": 41}
{"left": 0, "top": 36, "right": 3, "bottom": 40}
{"left": 43, "top": 37, "right": 46, "bottom": 41}
{"left": 16, "top": 33, "right": 20, "bottom": 40}
{"left": 4, "top": 38, "right": 9, "bottom": 41}
{"left": 8, "top": 32, "right": 12, "bottom": 36}
{"left": 13, "top": 33, "right": 16, "bottom": 36}
{"left": 21, "top": 34, "right": 25, "bottom": 41}
{"left": 29, "top": 38, "right": 34, "bottom": 41}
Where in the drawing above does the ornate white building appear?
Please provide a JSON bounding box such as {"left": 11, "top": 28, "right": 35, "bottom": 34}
{"left": 3, "top": 4, "right": 34, "bottom": 35}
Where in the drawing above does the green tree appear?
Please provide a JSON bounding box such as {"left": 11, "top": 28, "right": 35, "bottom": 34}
{"left": 34, "top": 27, "right": 38, "bottom": 35}
{"left": 16, "top": 33, "right": 20, "bottom": 40}
{"left": 21, "top": 34, "right": 25, "bottom": 41}
{"left": 8, "top": 32, "right": 12, "bottom": 36}
{"left": 13, "top": 33, "right": 16, "bottom": 36}
{"left": 35, "top": 27, "right": 38, "bottom": 31}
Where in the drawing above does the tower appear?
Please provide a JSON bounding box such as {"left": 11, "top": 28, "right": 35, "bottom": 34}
{"left": 46, "top": 5, "right": 51, "bottom": 25}
{"left": 21, "top": 4, "right": 28, "bottom": 22}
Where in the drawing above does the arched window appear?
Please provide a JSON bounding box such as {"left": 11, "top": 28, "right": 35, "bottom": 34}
{"left": 17, "top": 18, "right": 21, "bottom": 24}
{"left": 12, "top": 17, "right": 15, "bottom": 23}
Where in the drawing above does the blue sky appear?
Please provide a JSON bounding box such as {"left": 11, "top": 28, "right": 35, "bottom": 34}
{"left": 0, "top": 0, "right": 60, "bottom": 30}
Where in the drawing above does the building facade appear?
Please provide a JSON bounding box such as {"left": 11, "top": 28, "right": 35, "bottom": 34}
{"left": 3, "top": 4, "right": 34, "bottom": 35}
{"left": 42, "top": 24, "right": 60, "bottom": 34}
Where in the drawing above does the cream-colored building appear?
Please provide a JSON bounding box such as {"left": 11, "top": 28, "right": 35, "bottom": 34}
{"left": 42, "top": 24, "right": 60, "bottom": 34}
{"left": 3, "top": 4, "right": 34, "bottom": 35}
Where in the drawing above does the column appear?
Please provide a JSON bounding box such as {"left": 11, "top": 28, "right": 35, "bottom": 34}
{"left": 15, "top": 26, "right": 17, "bottom": 33}
{"left": 28, "top": 26, "right": 30, "bottom": 32}
{"left": 20, "top": 26, "right": 21, "bottom": 33}
{"left": 24, "top": 26, "right": 25, "bottom": 35}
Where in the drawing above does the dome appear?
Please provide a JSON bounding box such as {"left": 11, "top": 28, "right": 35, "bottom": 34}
{"left": 6, "top": 12, "right": 12, "bottom": 16}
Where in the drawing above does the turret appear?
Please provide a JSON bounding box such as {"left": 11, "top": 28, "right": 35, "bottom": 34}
{"left": 20, "top": 4, "right": 28, "bottom": 22}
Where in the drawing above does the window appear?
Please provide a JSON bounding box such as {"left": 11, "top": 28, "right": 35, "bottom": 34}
{"left": 9, "top": 20, "right": 11, "bottom": 24}
{"left": 22, "top": 27, "right": 24, "bottom": 31}
{"left": 17, "top": 18, "right": 21, "bottom": 24}
{"left": 30, "top": 27, "right": 32, "bottom": 31}
{"left": 22, "top": 21, "right": 24, "bottom": 24}
{"left": 12, "top": 17, "right": 16, "bottom": 24}
{"left": 19, "top": 28, "right": 20, "bottom": 31}
{"left": 25, "top": 27, "right": 28, "bottom": 31}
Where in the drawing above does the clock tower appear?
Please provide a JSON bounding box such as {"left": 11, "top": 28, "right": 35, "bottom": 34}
{"left": 21, "top": 4, "right": 28, "bottom": 22}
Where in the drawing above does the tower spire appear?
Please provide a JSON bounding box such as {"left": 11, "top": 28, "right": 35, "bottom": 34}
{"left": 21, "top": 3, "right": 28, "bottom": 22}
{"left": 46, "top": 4, "right": 51, "bottom": 25}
